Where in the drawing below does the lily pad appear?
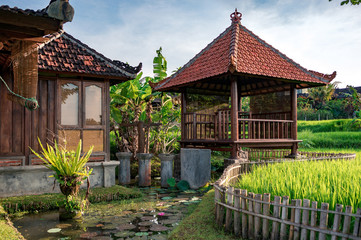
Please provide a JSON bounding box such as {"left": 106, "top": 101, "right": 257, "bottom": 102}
{"left": 159, "top": 219, "right": 179, "bottom": 225}
{"left": 141, "top": 216, "right": 156, "bottom": 221}
{"left": 56, "top": 223, "right": 72, "bottom": 229}
{"left": 117, "top": 223, "right": 137, "bottom": 231}
{"left": 161, "top": 196, "right": 173, "bottom": 200}
{"left": 135, "top": 232, "right": 149, "bottom": 236}
{"left": 138, "top": 221, "right": 153, "bottom": 227}
{"left": 79, "top": 232, "right": 98, "bottom": 238}
{"left": 47, "top": 228, "right": 61, "bottom": 233}
{"left": 114, "top": 231, "right": 135, "bottom": 238}
{"left": 150, "top": 224, "right": 169, "bottom": 232}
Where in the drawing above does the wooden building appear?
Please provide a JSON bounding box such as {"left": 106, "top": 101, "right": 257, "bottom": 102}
{"left": 0, "top": 4, "right": 141, "bottom": 196}
{"left": 152, "top": 10, "right": 336, "bottom": 159}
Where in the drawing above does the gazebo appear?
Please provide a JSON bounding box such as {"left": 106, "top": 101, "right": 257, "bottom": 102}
{"left": 152, "top": 10, "right": 336, "bottom": 159}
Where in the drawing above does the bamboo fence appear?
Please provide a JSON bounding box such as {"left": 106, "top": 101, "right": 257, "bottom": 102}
{"left": 214, "top": 151, "right": 359, "bottom": 240}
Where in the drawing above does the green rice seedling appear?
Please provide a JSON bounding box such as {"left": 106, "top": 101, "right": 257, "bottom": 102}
{"left": 235, "top": 154, "right": 361, "bottom": 213}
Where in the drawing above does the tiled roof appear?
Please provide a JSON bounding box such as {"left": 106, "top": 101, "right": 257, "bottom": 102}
{"left": 0, "top": 5, "right": 49, "bottom": 17}
{"left": 38, "top": 32, "right": 141, "bottom": 80}
{"left": 154, "top": 12, "right": 336, "bottom": 92}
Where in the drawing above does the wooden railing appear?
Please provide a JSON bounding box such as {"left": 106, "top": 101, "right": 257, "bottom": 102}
{"left": 239, "top": 119, "right": 293, "bottom": 139}
{"left": 183, "top": 113, "right": 215, "bottom": 140}
{"left": 182, "top": 111, "right": 294, "bottom": 141}
{"left": 214, "top": 152, "right": 359, "bottom": 240}
{"left": 252, "top": 111, "right": 291, "bottom": 120}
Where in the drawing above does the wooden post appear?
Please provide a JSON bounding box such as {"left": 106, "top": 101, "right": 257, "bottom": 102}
{"left": 331, "top": 204, "right": 343, "bottom": 240}
{"left": 262, "top": 193, "right": 270, "bottom": 240}
{"left": 271, "top": 196, "right": 281, "bottom": 240}
{"left": 254, "top": 194, "right": 263, "bottom": 240}
{"left": 280, "top": 196, "right": 289, "bottom": 240}
{"left": 225, "top": 187, "right": 234, "bottom": 232}
{"left": 181, "top": 92, "right": 187, "bottom": 141}
{"left": 319, "top": 203, "right": 329, "bottom": 240}
{"left": 291, "top": 84, "right": 298, "bottom": 156}
{"left": 234, "top": 189, "right": 241, "bottom": 236}
{"left": 353, "top": 208, "right": 361, "bottom": 237}
{"left": 231, "top": 78, "right": 238, "bottom": 159}
{"left": 310, "top": 201, "right": 318, "bottom": 240}
{"left": 289, "top": 199, "right": 296, "bottom": 240}
{"left": 294, "top": 199, "right": 302, "bottom": 240}
{"left": 342, "top": 206, "right": 352, "bottom": 240}
{"left": 137, "top": 121, "right": 145, "bottom": 153}
{"left": 300, "top": 199, "right": 310, "bottom": 240}
{"left": 241, "top": 189, "right": 248, "bottom": 239}
{"left": 248, "top": 192, "right": 255, "bottom": 240}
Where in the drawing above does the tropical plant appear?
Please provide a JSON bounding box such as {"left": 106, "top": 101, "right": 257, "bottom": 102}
{"left": 110, "top": 72, "right": 153, "bottom": 155}
{"left": 30, "top": 139, "right": 93, "bottom": 215}
{"left": 308, "top": 82, "right": 339, "bottom": 110}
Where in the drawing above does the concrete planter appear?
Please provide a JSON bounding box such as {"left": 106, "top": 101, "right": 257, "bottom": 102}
{"left": 116, "top": 152, "right": 132, "bottom": 185}
{"left": 158, "top": 153, "right": 175, "bottom": 188}
{"left": 137, "top": 153, "right": 153, "bottom": 187}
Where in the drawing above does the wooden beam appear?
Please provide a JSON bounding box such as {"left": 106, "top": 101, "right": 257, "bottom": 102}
{"left": 0, "top": 10, "right": 60, "bottom": 33}
{"left": 181, "top": 92, "right": 187, "bottom": 141}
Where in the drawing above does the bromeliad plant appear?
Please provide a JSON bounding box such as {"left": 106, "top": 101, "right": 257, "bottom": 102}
{"left": 31, "top": 139, "right": 93, "bottom": 215}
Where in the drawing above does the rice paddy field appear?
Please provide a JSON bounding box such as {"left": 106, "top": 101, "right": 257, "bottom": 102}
{"left": 235, "top": 149, "right": 361, "bottom": 213}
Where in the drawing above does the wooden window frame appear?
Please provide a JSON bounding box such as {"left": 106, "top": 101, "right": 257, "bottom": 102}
{"left": 57, "top": 79, "right": 106, "bottom": 154}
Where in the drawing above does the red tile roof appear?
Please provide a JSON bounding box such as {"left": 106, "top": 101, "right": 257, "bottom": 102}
{"left": 154, "top": 12, "right": 336, "bottom": 92}
{"left": 38, "top": 32, "right": 141, "bottom": 80}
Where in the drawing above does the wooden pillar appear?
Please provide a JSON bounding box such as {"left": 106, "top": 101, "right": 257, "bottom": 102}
{"left": 137, "top": 121, "right": 145, "bottom": 153}
{"left": 291, "top": 84, "right": 298, "bottom": 156}
{"left": 181, "top": 92, "right": 187, "bottom": 142}
{"left": 231, "top": 78, "right": 239, "bottom": 158}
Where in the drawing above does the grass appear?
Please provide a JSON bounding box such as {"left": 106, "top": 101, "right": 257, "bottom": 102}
{"left": 168, "top": 190, "right": 235, "bottom": 240}
{"left": 298, "top": 130, "right": 361, "bottom": 149}
{"left": 298, "top": 119, "right": 361, "bottom": 132}
{"left": 235, "top": 149, "right": 361, "bottom": 212}
{"left": 0, "top": 206, "right": 24, "bottom": 240}
{"left": 0, "top": 185, "right": 142, "bottom": 214}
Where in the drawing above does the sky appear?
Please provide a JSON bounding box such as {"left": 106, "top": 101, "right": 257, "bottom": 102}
{"left": 2, "top": 0, "right": 361, "bottom": 88}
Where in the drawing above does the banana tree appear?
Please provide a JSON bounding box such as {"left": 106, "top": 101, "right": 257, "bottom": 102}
{"left": 110, "top": 72, "right": 154, "bottom": 155}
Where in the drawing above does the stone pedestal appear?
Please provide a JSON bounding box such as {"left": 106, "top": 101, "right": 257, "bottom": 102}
{"left": 181, "top": 148, "right": 211, "bottom": 189}
{"left": 159, "top": 153, "right": 175, "bottom": 188}
{"left": 116, "top": 152, "right": 132, "bottom": 185}
{"left": 137, "top": 153, "right": 153, "bottom": 187}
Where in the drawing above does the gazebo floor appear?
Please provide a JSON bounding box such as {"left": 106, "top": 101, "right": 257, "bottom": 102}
{"left": 180, "top": 139, "right": 301, "bottom": 150}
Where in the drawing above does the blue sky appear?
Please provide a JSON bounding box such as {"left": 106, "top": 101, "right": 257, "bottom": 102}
{"left": 2, "top": 0, "right": 361, "bottom": 87}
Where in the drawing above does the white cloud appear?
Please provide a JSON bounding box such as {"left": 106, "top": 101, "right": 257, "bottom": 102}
{"left": 3, "top": 0, "right": 361, "bottom": 87}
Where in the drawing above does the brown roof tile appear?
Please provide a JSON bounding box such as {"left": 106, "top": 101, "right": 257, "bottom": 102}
{"left": 154, "top": 12, "right": 336, "bottom": 92}
{"left": 38, "top": 32, "right": 141, "bottom": 80}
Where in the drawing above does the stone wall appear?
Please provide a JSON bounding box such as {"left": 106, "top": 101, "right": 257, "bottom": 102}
{"left": 0, "top": 161, "right": 118, "bottom": 197}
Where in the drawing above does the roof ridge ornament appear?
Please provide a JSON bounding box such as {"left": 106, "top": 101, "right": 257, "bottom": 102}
{"left": 230, "top": 8, "right": 242, "bottom": 23}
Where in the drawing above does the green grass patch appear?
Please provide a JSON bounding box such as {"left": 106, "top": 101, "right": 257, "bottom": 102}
{"left": 168, "top": 190, "right": 235, "bottom": 240}
{"left": 0, "top": 185, "right": 142, "bottom": 214}
{"left": 235, "top": 151, "right": 361, "bottom": 212}
{"left": 0, "top": 206, "right": 24, "bottom": 240}
{"left": 298, "top": 131, "right": 361, "bottom": 149}
{"left": 298, "top": 119, "right": 361, "bottom": 132}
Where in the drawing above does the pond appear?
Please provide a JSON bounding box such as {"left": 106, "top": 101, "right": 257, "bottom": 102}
{"left": 12, "top": 187, "right": 204, "bottom": 240}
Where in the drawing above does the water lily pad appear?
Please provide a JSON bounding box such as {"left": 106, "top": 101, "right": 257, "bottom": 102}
{"left": 102, "top": 224, "right": 117, "bottom": 230}
{"left": 56, "top": 223, "right": 72, "bottom": 229}
{"left": 141, "top": 216, "right": 156, "bottom": 221}
{"left": 150, "top": 224, "right": 169, "bottom": 232}
{"left": 117, "top": 223, "right": 137, "bottom": 231}
{"left": 47, "top": 228, "right": 61, "bottom": 233}
{"left": 114, "top": 231, "right": 135, "bottom": 238}
{"left": 161, "top": 196, "right": 173, "bottom": 200}
{"left": 135, "top": 232, "right": 149, "bottom": 236}
{"left": 79, "top": 232, "right": 98, "bottom": 239}
{"left": 139, "top": 226, "right": 149, "bottom": 232}
{"left": 138, "top": 221, "right": 153, "bottom": 227}
{"left": 183, "top": 190, "right": 197, "bottom": 194}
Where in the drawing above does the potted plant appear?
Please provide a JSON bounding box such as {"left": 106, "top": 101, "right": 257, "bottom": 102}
{"left": 31, "top": 139, "right": 93, "bottom": 220}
